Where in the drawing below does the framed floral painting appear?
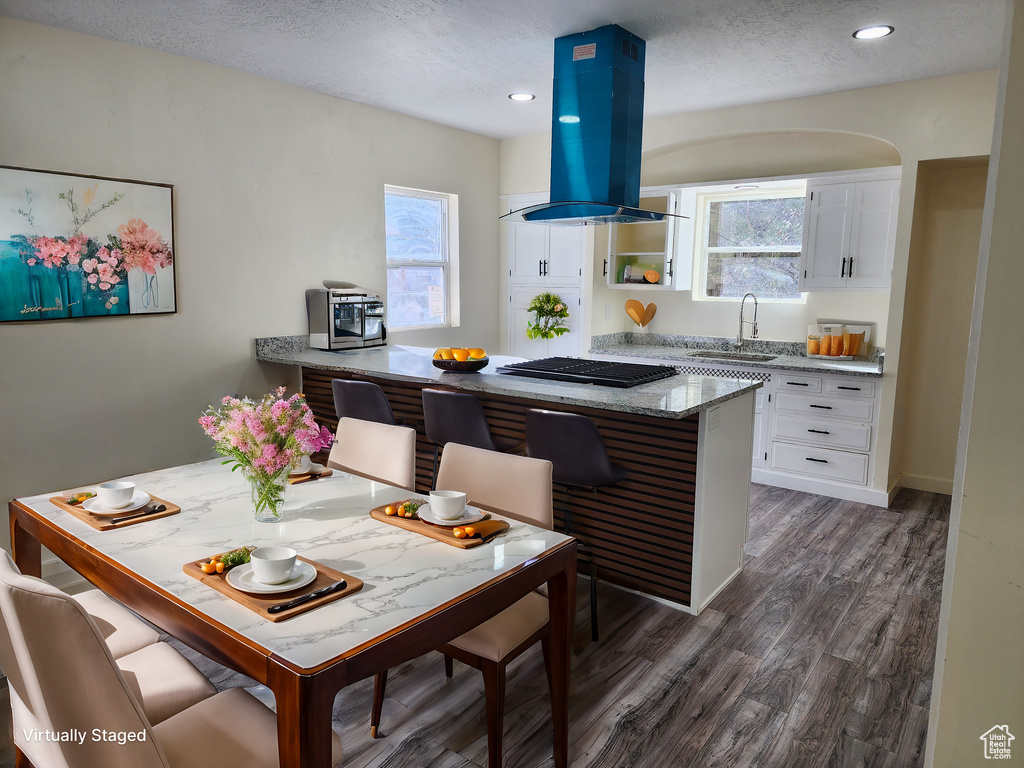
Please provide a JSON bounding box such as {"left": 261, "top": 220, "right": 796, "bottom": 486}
{"left": 0, "top": 165, "right": 175, "bottom": 322}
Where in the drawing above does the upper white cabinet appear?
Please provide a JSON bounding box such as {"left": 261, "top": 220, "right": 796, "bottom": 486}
{"left": 605, "top": 189, "right": 695, "bottom": 291}
{"left": 504, "top": 196, "right": 585, "bottom": 286}
{"left": 800, "top": 175, "right": 900, "bottom": 292}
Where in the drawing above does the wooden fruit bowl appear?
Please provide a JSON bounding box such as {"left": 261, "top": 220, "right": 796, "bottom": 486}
{"left": 432, "top": 356, "right": 489, "bottom": 372}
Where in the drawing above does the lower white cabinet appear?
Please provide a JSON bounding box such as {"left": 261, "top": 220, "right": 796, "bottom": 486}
{"left": 588, "top": 352, "right": 883, "bottom": 504}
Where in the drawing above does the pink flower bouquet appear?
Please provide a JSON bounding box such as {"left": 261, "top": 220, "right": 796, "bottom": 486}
{"left": 199, "top": 387, "right": 333, "bottom": 519}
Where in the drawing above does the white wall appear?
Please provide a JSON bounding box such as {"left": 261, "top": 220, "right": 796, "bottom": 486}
{"left": 930, "top": 1, "right": 1024, "bottom": 762}
{"left": 499, "top": 71, "right": 999, "bottom": 498}
{"left": 0, "top": 17, "right": 499, "bottom": 551}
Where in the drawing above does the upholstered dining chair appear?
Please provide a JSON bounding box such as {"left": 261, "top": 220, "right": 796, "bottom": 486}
{"left": 332, "top": 378, "right": 397, "bottom": 424}
{"left": 370, "top": 443, "right": 555, "bottom": 768}
{"left": 0, "top": 551, "right": 343, "bottom": 768}
{"left": 327, "top": 416, "right": 418, "bottom": 490}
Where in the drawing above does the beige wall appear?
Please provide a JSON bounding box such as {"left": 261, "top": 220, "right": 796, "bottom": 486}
{"left": 893, "top": 159, "right": 987, "bottom": 495}
{"left": 930, "top": 0, "right": 1024, "bottom": 762}
{"left": 500, "top": 71, "right": 1000, "bottom": 497}
{"left": 0, "top": 17, "right": 499, "bottom": 553}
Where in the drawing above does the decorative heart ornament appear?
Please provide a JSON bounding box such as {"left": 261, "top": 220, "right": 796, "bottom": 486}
{"left": 625, "top": 300, "right": 657, "bottom": 327}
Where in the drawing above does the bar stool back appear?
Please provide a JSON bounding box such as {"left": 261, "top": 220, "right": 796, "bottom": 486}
{"left": 525, "top": 408, "right": 627, "bottom": 642}
{"left": 422, "top": 389, "right": 521, "bottom": 488}
{"left": 332, "top": 379, "right": 396, "bottom": 425}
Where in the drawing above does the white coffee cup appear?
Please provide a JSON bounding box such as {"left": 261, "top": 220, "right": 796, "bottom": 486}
{"left": 97, "top": 481, "right": 135, "bottom": 509}
{"left": 429, "top": 490, "right": 468, "bottom": 521}
{"left": 250, "top": 547, "right": 298, "bottom": 585}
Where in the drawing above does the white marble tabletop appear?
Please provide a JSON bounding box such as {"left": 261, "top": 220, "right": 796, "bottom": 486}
{"left": 16, "top": 459, "right": 571, "bottom": 670}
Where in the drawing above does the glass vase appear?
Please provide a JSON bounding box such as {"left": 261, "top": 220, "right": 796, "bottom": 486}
{"left": 248, "top": 473, "right": 287, "bottom": 523}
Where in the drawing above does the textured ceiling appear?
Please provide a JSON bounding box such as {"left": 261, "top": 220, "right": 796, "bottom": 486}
{"left": 0, "top": 0, "right": 1006, "bottom": 139}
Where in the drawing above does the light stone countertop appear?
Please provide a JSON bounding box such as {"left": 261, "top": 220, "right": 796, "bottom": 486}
{"left": 590, "top": 333, "right": 883, "bottom": 379}
{"left": 17, "top": 460, "right": 570, "bottom": 670}
{"left": 256, "top": 338, "right": 762, "bottom": 420}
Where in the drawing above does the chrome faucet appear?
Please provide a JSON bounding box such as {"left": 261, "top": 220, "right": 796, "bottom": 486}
{"left": 736, "top": 293, "right": 759, "bottom": 350}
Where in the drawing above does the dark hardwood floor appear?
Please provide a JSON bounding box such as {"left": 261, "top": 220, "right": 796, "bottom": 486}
{"left": 0, "top": 485, "right": 948, "bottom": 767}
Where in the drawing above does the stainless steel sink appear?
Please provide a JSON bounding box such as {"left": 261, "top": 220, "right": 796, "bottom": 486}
{"left": 686, "top": 350, "right": 777, "bottom": 362}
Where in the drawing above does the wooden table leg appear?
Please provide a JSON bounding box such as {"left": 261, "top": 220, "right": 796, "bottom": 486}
{"left": 268, "top": 656, "right": 339, "bottom": 768}
{"left": 547, "top": 544, "right": 577, "bottom": 768}
{"left": 9, "top": 504, "right": 41, "bottom": 578}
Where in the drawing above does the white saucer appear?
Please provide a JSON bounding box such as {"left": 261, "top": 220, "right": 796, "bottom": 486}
{"left": 82, "top": 491, "right": 152, "bottom": 517}
{"left": 290, "top": 463, "right": 326, "bottom": 478}
{"left": 226, "top": 561, "right": 317, "bottom": 594}
{"left": 418, "top": 504, "right": 486, "bottom": 527}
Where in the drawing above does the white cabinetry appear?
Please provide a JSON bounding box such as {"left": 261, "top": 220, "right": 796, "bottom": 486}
{"left": 800, "top": 175, "right": 899, "bottom": 292}
{"left": 505, "top": 197, "right": 584, "bottom": 285}
{"left": 762, "top": 372, "right": 881, "bottom": 499}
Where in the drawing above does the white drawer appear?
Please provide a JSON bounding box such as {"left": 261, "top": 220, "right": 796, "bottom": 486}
{"left": 775, "top": 374, "right": 822, "bottom": 393}
{"left": 772, "top": 414, "right": 872, "bottom": 451}
{"left": 770, "top": 441, "right": 869, "bottom": 485}
{"left": 774, "top": 392, "right": 875, "bottom": 422}
{"left": 823, "top": 378, "right": 877, "bottom": 398}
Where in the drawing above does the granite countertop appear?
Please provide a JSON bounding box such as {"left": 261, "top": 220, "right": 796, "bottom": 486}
{"left": 590, "top": 333, "right": 884, "bottom": 379}
{"left": 256, "top": 337, "right": 762, "bottom": 420}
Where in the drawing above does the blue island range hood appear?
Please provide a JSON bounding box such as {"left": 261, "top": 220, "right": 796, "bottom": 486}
{"left": 502, "top": 24, "right": 684, "bottom": 226}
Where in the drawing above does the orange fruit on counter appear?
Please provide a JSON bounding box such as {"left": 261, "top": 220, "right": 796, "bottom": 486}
{"left": 385, "top": 505, "right": 397, "bottom": 516}
{"left": 433, "top": 348, "right": 445, "bottom": 360}
{"left": 463, "top": 526, "right": 476, "bottom": 537}
{"left": 468, "top": 348, "right": 487, "bottom": 359}
{"left": 439, "top": 348, "right": 454, "bottom": 360}
{"left": 453, "top": 528, "right": 467, "bottom": 539}
{"left": 452, "top": 349, "right": 471, "bottom": 362}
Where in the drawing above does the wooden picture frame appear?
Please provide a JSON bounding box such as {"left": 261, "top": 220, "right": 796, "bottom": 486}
{"left": 0, "top": 165, "right": 176, "bottom": 322}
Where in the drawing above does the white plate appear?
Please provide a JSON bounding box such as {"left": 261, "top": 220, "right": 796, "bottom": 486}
{"left": 82, "top": 491, "right": 152, "bottom": 517}
{"left": 225, "top": 561, "right": 317, "bottom": 594}
{"left": 418, "top": 504, "right": 487, "bottom": 527}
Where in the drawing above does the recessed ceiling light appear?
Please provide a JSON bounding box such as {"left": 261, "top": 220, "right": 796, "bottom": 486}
{"left": 508, "top": 93, "right": 535, "bottom": 101}
{"left": 853, "top": 25, "right": 894, "bottom": 40}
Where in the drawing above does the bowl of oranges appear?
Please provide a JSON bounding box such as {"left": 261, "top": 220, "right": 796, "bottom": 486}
{"left": 433, "top": 347, "right": 489, "bottom": 372}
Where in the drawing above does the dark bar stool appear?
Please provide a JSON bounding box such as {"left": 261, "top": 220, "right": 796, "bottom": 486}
{"left": 525, "top": 408, "right": 627, "bottom": 642}
{"left": 421, "top": 389, "right": 522, "bottom": 488}
{"left": 332, "top": 379, "right": 396, "bottom": 425}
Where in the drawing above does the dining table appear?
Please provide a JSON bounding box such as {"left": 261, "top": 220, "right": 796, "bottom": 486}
{"left": 7, "top": 459, "right": 578, "bottom": 768}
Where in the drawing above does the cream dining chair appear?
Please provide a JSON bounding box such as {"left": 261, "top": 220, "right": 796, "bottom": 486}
{"left": 370, "top": 443, "right": 556, "bottom": 768}
{"left": 0, "top": 551, "right": 343, "bottom": 768}
{"left": 327, "top": 416, "right": 418, "bottom": 490}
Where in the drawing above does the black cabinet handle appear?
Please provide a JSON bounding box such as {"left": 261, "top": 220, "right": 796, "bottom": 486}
{"left": 841, "top": 257, "right": 847, "bottom": 278}
{"left": 786, "top": 381, "right": 809, "bottom": 386}
{"left": 539, "top": 260, "right": 543, "bottom": 276}
{"left": 849, "top": 257, "right": 854, "bottom": 276}
{"left": 603, "top": 259, "right": 608, "bottom": 277}
{"left": 807, "top": 428, "right": 831, "bottom": 434}
{"left": 837, "top": 385, "right": 861, "bottom": 391}
{"left": 543, "top": 259, "right": 549, "bottom": 276}
{"left": 809, "top": 404, "right": 833, "bottom": 409}
{"left": 806, "top": 457, "right": 829, "bottom": 463}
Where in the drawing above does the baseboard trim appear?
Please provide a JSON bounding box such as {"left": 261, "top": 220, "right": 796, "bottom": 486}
{"left": 899, "top": 474, "right": 955, "bottom": 495}
{"left": 751, "top": 469, "right": 890, "bottom": 507}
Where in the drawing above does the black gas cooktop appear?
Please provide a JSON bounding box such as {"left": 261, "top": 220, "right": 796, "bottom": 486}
{"left": 496, "top": 357, "right": 677, "bottom": 388}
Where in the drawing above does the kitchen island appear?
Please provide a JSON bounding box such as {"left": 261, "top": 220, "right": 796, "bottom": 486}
{"left": 256, "top": 336, "right": 762, "bottom": 613}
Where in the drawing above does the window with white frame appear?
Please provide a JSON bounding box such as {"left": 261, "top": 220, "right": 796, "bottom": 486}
{"left": 384, "top": 185, "right": 459, "bottom": 329}
{"left": 694, "top": 184, "right": 806, "bottom": 301}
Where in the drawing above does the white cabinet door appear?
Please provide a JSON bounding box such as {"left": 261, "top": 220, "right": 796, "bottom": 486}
{"left": 801, "top": 182, "right": 854, "bottom": 290}
{"left": 508, "top": 287, "right": 581, "bottom": 359}
{"left": 846, "top": 180, "right": 899, "bottom": 289}
{"left": 546, "top": 226, "right": 584, "bottom": 281}
{"left": 509, "top": 223, "right": 549, "bottom": 283}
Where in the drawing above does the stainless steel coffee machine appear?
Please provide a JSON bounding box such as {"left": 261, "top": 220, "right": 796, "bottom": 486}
{"left": 306, "top": 281, "right": 386, "bottom": 351}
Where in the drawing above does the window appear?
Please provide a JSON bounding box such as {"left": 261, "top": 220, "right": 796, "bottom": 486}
{"left": 384, "top": 185, "right": 459, "bottom": 329}
{"left": 694, "top": 184, "right": 806, "bottom": 301}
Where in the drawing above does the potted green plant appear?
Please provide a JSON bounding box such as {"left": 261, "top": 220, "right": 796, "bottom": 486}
{"left": 526, "top": 292, "right": 570, "bottom": 340}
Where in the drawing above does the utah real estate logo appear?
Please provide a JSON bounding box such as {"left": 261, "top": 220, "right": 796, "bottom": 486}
{"left": 980, "top": 725, "right": 1014, "bottom": 759}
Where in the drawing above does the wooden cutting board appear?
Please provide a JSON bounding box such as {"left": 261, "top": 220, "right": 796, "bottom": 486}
{"left": 369, "top": 503, "right": 509, "bottom": 548}
{"left": 184, "top": 554, "right": 362, "bottom": 622}
{"left": 49, "top": 493, "right": 181, "bottom": 531}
